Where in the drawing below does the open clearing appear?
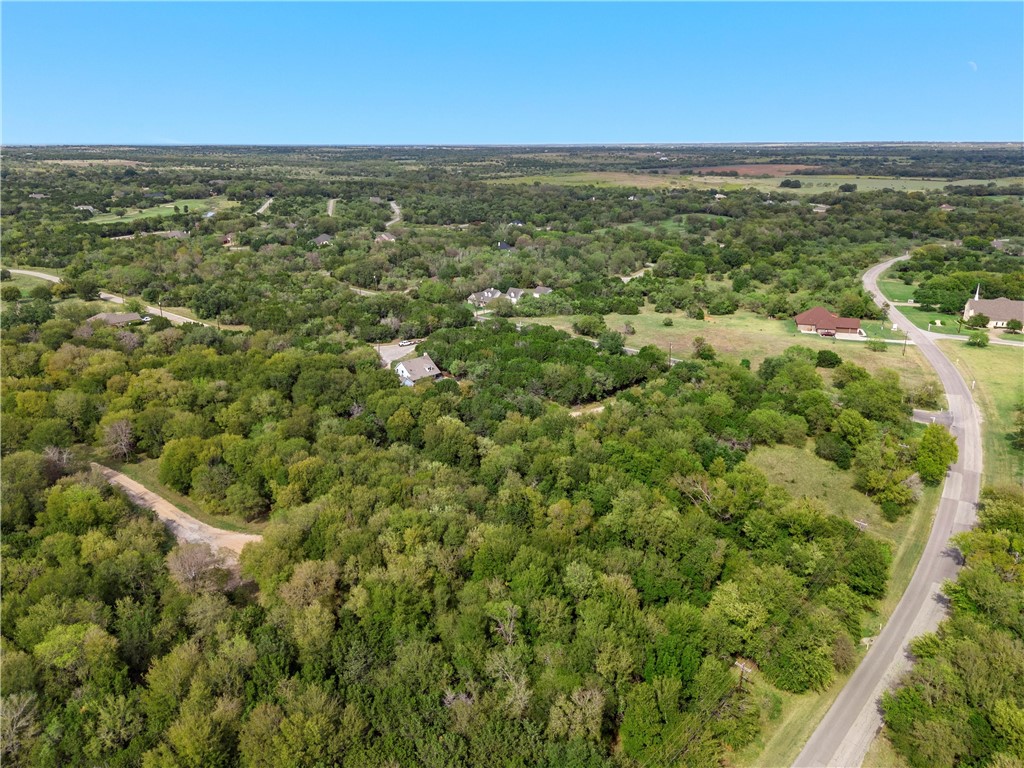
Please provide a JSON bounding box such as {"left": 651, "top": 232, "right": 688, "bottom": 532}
{"left": 689, "top": 163, "right": 821, "bottom": 176}
{"left": 518, "top": 306, "right": 940, "bottom": 392}
{"left": 490, "top": 171, "right": 1024, "bottom": 195}
{"left": 738, "top": 443, "right": 940, "bottom": 768}
{"left": 939, "top": 340, "right": 1024, "bottom": 485}
{"left": 877, "top": 277, "right": 917, "bottom": 303}
{"left": 88, "top": 195, "right": 237, "bottom": 223}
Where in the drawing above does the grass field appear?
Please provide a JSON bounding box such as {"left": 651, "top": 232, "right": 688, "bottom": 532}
{"left": 110, "top": 458, "right": 265, "bottom": 535}
{"left": 894, "top": 305, "right": 968, "bottom": 335}
{"left": 737, "top": 444, "right": 941, "bottom": 768}
{"left": 518, "top": 306, "right": 940, "bottom": 392}
{"left": 88, "top": 195, "right": 237, "bottom": 224}
{"left": 877, "top": 278, "right": 917, "bottom": 303}
{"left": 1, "top": 273, "right": 51, "bottom": 295}
{"left": 863, "top": 731, "right": 911, "bottom": 768}
{"left": 490, "top": 171, "right": 1024, "bottom": 195}
{"left": 939, "top": 340, "right": 1024, "bottom": 486}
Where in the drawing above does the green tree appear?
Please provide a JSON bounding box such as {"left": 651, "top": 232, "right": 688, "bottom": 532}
{"left": 915, "top": 424, "right": 958, "bottom": 485}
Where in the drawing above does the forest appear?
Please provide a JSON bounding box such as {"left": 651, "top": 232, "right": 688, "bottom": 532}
{"left": 1, "top": 144, "right": 1021, "bottom": 768}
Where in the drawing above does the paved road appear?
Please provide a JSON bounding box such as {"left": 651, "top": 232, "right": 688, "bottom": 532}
{"left": 92, "top": 463, "right": 262, "bottom": 563}
{"left": 794, "top": 255, "right": 984, "bottom": 768}
{"left": 255, "top": 197, "right": 273, "bottom": 215}
{"left": 327, "top": 198, "right": 338, "bottom": 217}
{"left": 385, "top": 200, "right": 402, "bottom": 229}
{"left": 8, "top": 268, "right": 213, "bottom": 328}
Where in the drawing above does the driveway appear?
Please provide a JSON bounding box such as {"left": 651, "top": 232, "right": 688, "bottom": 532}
{"left": 794, "top": 255, "right": 984, "bottom": 767}
{"left": 385, "top": 200, "right": 402, "bottom": 228}
{"left": 376, "top": 341, "right": 417, "bottom": 366}
{"left": 255, "top": 197, "right": 273, "bottom": 215}
{"left": 92, "top": 463, "right": 262, "bottom": 563}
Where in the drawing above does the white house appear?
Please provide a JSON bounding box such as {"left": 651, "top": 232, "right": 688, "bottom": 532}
{"left": 395, "top": 354, "right": 442, "bottom": 386}
{"left": 963, "top": 286, "right": 1024, "bottom": 329}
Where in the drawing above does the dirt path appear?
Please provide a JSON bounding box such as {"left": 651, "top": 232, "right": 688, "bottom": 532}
{"left": 91, "top": 463, "right": 262, "bottom": 562}
{"left": 256, "top": 197, "right": 273, "bottom": 215}
{"left": 327, "top": 198, "right": 338, "bottom": 217}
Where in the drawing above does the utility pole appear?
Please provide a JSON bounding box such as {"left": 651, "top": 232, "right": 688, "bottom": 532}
{"left": 903, "top": 329, "right": 909, "bottom": 356}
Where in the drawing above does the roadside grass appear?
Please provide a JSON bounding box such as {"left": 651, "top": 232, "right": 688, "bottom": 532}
{"left": 863, "top": 731, "right": 911, "bottom": 768}
{"left": 939, "top": 340, "right": 1024, "bottom": 486}
{"left": 88, "top": 195, "right": 237, "bottom": 224}
{"left": 107, "top": 457, "right": 265, "bottom": 535}
{"left": 877, "top": 278, "right": 917, "bottom": 303}
{"left": 1, "top": 273, "right": 51, "bottom": 295}
{"left": 517, "top": 305, "right": 940, "bottom": 392}
{"left": 736, "top": 444, "right": 941, "bottom": 768}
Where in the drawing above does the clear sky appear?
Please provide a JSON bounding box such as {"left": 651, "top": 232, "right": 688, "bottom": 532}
{"left": 2, "top": 2, "right": 1021, "bottom": 144}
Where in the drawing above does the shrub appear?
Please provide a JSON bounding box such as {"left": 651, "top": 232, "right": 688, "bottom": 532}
{"left": 966, "top": 331, "right": 989, "bottom": 347}
{"left": 662, "top": 317, "right": 673, "bottom": 327}
{"left": 815, "top": 349, "right": 843, "bottom": 368}
{"left": 866, "top": 340, "right": 888, "bottom": 352}
{"left": 1, "top": 285, "right": 23, "bottom": 302}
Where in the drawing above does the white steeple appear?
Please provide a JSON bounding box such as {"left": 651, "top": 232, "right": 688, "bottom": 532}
{"left": 974, "top": 284, "right": 981, "bottom": 301}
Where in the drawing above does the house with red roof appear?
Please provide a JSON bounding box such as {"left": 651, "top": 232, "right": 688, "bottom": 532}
{"left": 793, "top": 307, "right": 867, "bottom": 339}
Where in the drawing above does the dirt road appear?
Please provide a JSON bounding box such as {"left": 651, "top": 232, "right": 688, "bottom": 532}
{"left": 327, "top": 198, "right": 338, "bottom": 217}
{"left": 256, "top": 197, "right": 273, "bottom": 215}
{"left": 7, "top": 268, "right": 213, "bottom": 328}
{"left": 385, "top": 200, "right": 402, "bottom": 228}
{"left": 91, "top": 463, "right": 262, "bottom": 562}
{"left": 794, "top": 255, "right": 984, "bottom": 767}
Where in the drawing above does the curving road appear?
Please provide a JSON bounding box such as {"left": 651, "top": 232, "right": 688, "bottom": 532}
{"left": 8, "top": 268, "right": 213, "bottom": 327}
{"left": 91, "top": 463, "right": 262, "bottom": 562}
{"left": 385, "top": 200, "right": 402, "bottom": 229}
{"left": 794, "top": 255, "right": 984, "bottom": 767}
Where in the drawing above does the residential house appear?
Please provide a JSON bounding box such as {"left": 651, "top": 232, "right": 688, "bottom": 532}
{"left": 468, "top": 287, "right": 506, "bottom": 307}
{"left": 810, "top": 204, "right": 831, "bottom": 214}
{"left": 86, "top": 312, "right": 143, "bottom": 327}
{"left": 469, "top": 286, "right": 552, "bottom": 307}
{"left": 394, "top": 354, "right": 442, "bottom": 386}
{"left": 793, "top": 306, "right": 865, "bottom": 338}
{"left": 497, "top": 241, "right": 515, "bottom": 251}
{"left": 713, "top": 193, "right": 727, "bottom": 200}
{"left": 963, "top": 287, "right": 1024, "bottom": 329}
{"left": 312, "top": 234, "right": 333, "bottom": 247}
{"left": 939, "top": 204, "right": 956, "bottom": 212}
{"left": 157, "top": 230, "right": 189, "bottom": 239}
{"left": 509, "top": 220, "right": 525, "bottom": 227}
{"left": 28, "top": 193, "right": 49, "bottom": 199}
{"left": 375, "top": 232, "right": 397, "bottom": 243}
{"left": 74, "top": 205, "right": 97, "bottom": 213}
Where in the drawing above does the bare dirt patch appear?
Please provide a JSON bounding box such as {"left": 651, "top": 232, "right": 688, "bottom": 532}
{"left": 690, "top": 164, "right": 820, "bottom": 177}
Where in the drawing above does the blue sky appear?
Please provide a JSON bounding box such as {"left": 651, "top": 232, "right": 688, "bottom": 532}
{"left": 2, "top": 2, "right": 1021, "bottom": 144}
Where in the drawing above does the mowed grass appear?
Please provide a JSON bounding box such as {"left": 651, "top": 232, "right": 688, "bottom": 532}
{"left": 863, "top": 731, "right": 911, "bottom": 768}
{"left": 877, "top": 278, "right": 917, "bottom": 303}
{"left": 939, "top": 340, "right": 1024, "bottom": 486}
{"left": 110, "top": 458, "right": 264, "bottom": 535}
{"left": 894, "top": 306, "right": 966, "bottom": 335}
{"left": 88, "top": 195, "right": 237, "bottom": 224}
{"left": 1, "top": 273, "right": 52, "bottom": 296}
{"left": 519, "top": 306, "right": 940, "bottom": 392}
{"left": 737, "top": 444, "right": 941, "bottom": 768}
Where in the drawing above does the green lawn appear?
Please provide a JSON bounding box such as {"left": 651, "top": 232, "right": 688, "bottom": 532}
{"left": 110, "top": 458, "right": 265, "bottom": 535}
{"left": 877, "top": 278, "right": 917, "bottom": 303}
{"left": 88, "top": 195, "right": 237, "bottom": 224}
{"left": 736, "top": 443, "right": 941, "bottom": 768}
{"left": 939, "top": 340, "right": 1024, "bottom": 486}
{"left": 894, "top": 306, "right": 965, "bottom": 335}
{"left": 518, "top": 306, "right": 941, "bottom": 392}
